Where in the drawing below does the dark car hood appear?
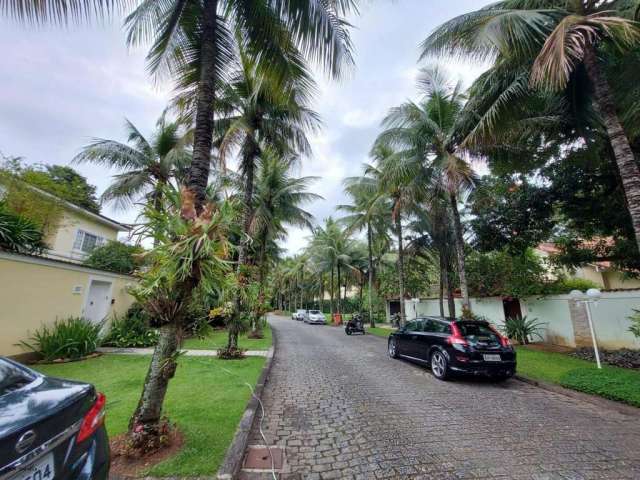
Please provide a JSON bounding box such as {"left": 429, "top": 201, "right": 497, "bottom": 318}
{"left": 0, "top": 374, "right": 91, "bottom": 438}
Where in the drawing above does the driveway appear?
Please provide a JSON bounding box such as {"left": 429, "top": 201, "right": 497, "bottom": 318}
{"left": 239, "top": 315, "right": 640, "bottom": 479}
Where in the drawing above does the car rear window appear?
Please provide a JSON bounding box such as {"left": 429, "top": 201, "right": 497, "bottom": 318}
{"left": 0, "top": 361, "right": 35, "bottom": 396}
{"left": 309, "top": 310, "right": 321, "bottom": 314}
{"left": 457, "top": 322, "right": 500, "bottom": 341}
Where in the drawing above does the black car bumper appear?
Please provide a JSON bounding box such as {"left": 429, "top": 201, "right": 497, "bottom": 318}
{"left": 450, "top": 360, "right": 516, "bottom": 377}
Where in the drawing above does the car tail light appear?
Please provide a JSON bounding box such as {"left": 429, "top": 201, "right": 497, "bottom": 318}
{"left": 77, "top": 393, "right": 106, "bottom": 443}
{"left": 447, "top": 322, "right": 468, "bottom": 347}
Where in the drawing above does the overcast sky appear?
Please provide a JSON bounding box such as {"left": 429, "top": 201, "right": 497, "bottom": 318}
{"left": 0, "top": 0, "right": 490, "bottom": 254}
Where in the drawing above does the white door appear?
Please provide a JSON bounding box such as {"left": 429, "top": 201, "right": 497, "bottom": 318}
{"left": 84, "top": 280, "right": 112, "bottom": 324}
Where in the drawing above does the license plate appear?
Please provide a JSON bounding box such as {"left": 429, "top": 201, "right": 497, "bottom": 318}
{"left": 483, "top": 354, "right": 501, "bottom": 362}
{"left": 12, "top": 453, "right": 54, "bottom": 480}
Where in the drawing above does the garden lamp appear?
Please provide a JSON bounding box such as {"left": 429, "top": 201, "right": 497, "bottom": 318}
{"left": 569, "top": 289, "right": 602, "bottom": 369}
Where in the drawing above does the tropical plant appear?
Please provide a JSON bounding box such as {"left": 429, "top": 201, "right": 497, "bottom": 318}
{"left": 501, "top": 315, "right": 547, "bottom": 345}
{"left": 628, "top": 309, "right": 640, "bottom": 339}
{"left": 101, "top": 308, "right": 159, "bottom": 348}
{"left": 20, "top": 317, "right": 102, "bottom": 361}
{"left": 421, "top": 0, "right": 640, "bottom": 253}
{"left": 0, "top": 201, "right": 47, "bottom": 254}
{"left": 83, "top": 240, "right": 144, "bottom": 274}
{"left": 73, "top": 114, "right": 190, "bottom": 212}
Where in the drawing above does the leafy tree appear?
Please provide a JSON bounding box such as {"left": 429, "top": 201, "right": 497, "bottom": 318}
{"left": 83, "top": 240, "right": 144, "bottom": 274}
{"left": 470, "top": 175, "right": 554, "bottom": 254}
{"left": 422, "top": 0, "right": 640, "bottom": 253}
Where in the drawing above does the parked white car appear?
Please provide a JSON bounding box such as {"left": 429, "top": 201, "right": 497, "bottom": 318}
{"left": 293, "top": 309, "right": 307, "bottom": 321}
{"left": 305, "top": 310, "right": 325, "bottom": 325}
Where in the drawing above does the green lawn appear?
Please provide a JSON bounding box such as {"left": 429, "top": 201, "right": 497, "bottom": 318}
{"left": 182, "top": 324, "right": 272, "bottom": 351}
{"left": 516, "top": 347, "right": 640, "bottom": 407}
{"left": 35, "top": 355, "right": 265, "bottom": 476}
{"left": 366, "top": 326, "right": 396, "bottom": 338}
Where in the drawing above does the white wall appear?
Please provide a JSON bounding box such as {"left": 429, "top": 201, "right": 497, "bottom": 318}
{"left": 406, "top": 291, "right": 640, "bottom": 350}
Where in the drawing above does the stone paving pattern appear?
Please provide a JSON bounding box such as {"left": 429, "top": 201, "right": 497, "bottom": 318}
{"left": 239, "top": 316, "right": 640, "bottom": 479}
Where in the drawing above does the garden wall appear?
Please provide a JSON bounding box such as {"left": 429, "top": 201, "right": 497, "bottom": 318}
{"left": 406, "top": 291, "right": 640, "bottom": 350}
{"left": 0, "top": 251, "right": 136, "bottom": 357}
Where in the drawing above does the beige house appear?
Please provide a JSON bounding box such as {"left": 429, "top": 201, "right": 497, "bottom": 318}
{"left": 535, "top": 242, "right": 640, "bottom": 290}
{"left": 0, "top": 187, "right": 136, "bottom": 358}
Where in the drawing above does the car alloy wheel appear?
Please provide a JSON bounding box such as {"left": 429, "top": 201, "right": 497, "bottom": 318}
{"left": 431, "top": 351, "right": 448, "bottom": 380}
{"left": 388, "top": 338, "right": 398, "bottom": 358}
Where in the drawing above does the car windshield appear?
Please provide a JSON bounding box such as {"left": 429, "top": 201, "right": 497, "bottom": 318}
{"left": 309, "top": 310, "right": 321, "bottom": 314}
{"left": 297, "top": 310, "right": 306, "bottom": 313}
{"left": 456, "top": 322, "right": 500, "bottom": 343}
{"left": 0, "top": 361, "right": 35, "bottom": 396}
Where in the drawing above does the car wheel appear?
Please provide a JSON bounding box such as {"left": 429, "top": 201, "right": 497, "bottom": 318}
{"left": 388, "top": 338, "right": 398, "bottom": 358}
{"left": 346, "top": 328, "right": 352, "bottom": 335}
{"left": 430, "top": 350, "right": 449, "bottom": 380}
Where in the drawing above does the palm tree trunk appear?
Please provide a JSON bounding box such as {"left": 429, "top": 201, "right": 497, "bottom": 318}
{"left": 446, "top": 265, "right": 456, "bottom": 318}
{"left": 330, "top": 266, "right": 335, "bottom": 317}
{"left": 237, "top": 141, "right": 258, "bottom": 268}
{"left": 449, "top": 192, "right": 470, "bottom": 315}
{"left": 367, "top": 223, "right": 375, "bottom": 327}
{"left": 129, "top": 322, "right": 178, "bottom": 441}
{"left": 336, "top": 264, "right": 342, "bottom": 314}
{"left": 583, "top": 47, "right": 640, "bottom": 252}
{"left": 395, "top": 214, "right": 406, "bottom": 326}
{"left": 438, "top": 254, "right": 445, "bottom": 317}
{"left": 185, "top": 0, "right": 218, "bottom": 210}
{"left": 130, "top": 0, "right": 217, "bottom": 445}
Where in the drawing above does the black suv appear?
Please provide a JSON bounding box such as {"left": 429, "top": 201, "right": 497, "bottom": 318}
{"left": 388, "top": 317, "right": 516, "bottom": 381}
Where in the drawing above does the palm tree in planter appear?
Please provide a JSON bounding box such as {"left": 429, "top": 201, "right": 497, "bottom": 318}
{"left": 73, "top": 114, "right": 190, "bottom": 214}
{"left": 421, "top": 0, "right": 640, "bottom": 252}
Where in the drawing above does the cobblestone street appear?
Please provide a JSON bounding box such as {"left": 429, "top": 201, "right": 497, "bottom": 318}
{"left": 239, "top": 315, "right": 640, "bottom": 479}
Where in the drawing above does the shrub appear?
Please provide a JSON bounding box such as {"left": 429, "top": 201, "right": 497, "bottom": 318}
{"left": 0, "top": 200, "right": 47, "bottom": 254}
{"left": 101, "top": 304, "right": 158, "bottom": 348}
{"left": 628, "top": 309, "right": 640, "bottom": 339}
{"left": 501, "top": 315, "right": 546, "bottom": 344}
{"left": 83, "top": 240, "right": 144, "bottom": 274}
{"left": 547, "top": 276, "right": 600, "bottom": 294}
{"left": 20, "top": 317, "right": 101, "bottom": 361}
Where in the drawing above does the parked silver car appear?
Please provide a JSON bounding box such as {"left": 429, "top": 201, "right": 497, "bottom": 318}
{"left": 292, "top": 309, "right": 307, "bottom": 321}
{"left": 305, "top": 310, "right": 325, "bottom": 324}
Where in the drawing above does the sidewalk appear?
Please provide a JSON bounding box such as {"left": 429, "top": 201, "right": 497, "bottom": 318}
{"left": 97, "top": 347, "right": 270, "bottom": 357}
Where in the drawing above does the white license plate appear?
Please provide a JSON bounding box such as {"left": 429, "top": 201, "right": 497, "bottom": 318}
{"left": 12, "top": 453, "right": 54, "bottom": 480}
{"left": 483, "top": 354, "right": 501, "bottom": 362}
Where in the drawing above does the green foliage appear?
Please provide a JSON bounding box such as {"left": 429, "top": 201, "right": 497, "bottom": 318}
{"left": 516, "top": 347, "right": 640, "bottom": 407}
{"left": 501, "top": 316, "right": 546, "bottom": 345}
{"left": 465, "top": 249, "right": 549, "bottom": 298}
{"left": 83, "top": 241, "right": 144, "bottom": 274}
{"left": 0, "top": 200, "right": 47, "bottom": 253}
{"left": 377, "top": 255, "right": 437, "bottom": 299}
{"left": 470, "top": 175, "right": 554, "bottom": 254}
{"left": 2, "top": 158, "right": 100, "bottom": 213}
{"left": 101, "top": 305, "right": 159, "bottom": 348}
{"left": 546, "top": 276, "right": 600, "bottom": 294}
{"left": 20, "top": 317, "right": 101, "bottom": 361}
{"left": 628, "top": 309, "right": 640, "bottom": 339}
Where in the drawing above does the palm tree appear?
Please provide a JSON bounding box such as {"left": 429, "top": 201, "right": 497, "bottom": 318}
{"left": 339, "top": 165, "right": 390, "bottom": 326}
{"left": 374, "top": 67, "right": 476, "bottom": 314}
{"left": 215, "top": 47, "right": 320, "bottom": 269}
{"left": 421, "top": 0, "right": 640, "bottom": 253}
{"left": 73, "top": 114, "right": 189, "bottom": 214}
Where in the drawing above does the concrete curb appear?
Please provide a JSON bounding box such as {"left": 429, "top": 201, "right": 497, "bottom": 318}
{"left": 514, "top": 374, "right": 639, "bottom": 417}
{"left": 216, "top": 327, "right": 277, "bottom": 479}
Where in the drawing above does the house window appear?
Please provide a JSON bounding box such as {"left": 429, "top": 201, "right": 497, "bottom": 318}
{"left": 73, "top": 230, "right": 105, "bottom": 254}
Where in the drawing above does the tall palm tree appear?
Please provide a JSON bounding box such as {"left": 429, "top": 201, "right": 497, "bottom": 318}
{"left": 339, "top": 165, "right": 390, "bottom": 326}
{"left": 73, "top": 114, "right": 190, "bottom": 214}
{"left": 215, "top": 46, "right": 320, "bottom": 269}
{"left": 374, "top": 67, "right": 476, "bottom": 314}
{"left": 421, "top": 0, "right": 640, "bottom": 253}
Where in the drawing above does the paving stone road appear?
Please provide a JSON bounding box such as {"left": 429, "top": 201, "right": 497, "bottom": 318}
{"left": 239, "top": 315, "right": 640, "bottom": 480}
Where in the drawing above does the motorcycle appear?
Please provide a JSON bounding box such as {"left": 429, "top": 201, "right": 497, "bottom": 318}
{"left": 345, "top": 313, "right": 366, "bottom": 335}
